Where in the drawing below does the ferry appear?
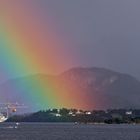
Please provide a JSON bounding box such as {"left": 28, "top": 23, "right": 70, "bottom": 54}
{"left": 0, "top": 113, "right": 8, "bottom": 123}
{"left": 0, "top": 103, "right": 27, "bottom": 123}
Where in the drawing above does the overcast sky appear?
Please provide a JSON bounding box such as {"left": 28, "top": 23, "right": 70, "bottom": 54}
{"left": 40, "top": 0, "right": 140, "bottom": 79}
{"left": 1, "top": 0, "right": 140, "bottom": 81}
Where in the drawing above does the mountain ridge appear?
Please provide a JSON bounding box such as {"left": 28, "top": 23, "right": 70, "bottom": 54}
{"left": 0, "top": 67, "right": 140, "bottom": 111}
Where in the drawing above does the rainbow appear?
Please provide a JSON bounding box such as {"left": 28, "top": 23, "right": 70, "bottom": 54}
{"left": 0, "top": 1, "right": 94, "bottom": 111}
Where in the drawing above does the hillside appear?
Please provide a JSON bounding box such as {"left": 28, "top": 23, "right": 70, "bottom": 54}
{"left": 0, "top": 67, "right": 140, "bottom": 111}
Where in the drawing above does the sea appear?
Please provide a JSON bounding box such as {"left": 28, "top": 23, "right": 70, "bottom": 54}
{"left": 0, "top": 123, "right": 140, "bottom": 140}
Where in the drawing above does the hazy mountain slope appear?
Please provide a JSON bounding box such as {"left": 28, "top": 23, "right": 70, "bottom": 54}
{"left": 0, "top": 67, "right": 140, "bottom": 110}
{"left": 59, "top": 67, "right": 140, "bottom": 109}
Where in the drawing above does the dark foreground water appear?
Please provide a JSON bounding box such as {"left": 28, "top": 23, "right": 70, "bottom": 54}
{"left": 0, "top": 123, "right": 140, "bottom": 140}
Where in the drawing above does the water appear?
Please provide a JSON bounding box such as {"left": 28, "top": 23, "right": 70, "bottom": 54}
{"left": 0, "top": 123, "right": 140, "bottom": 140}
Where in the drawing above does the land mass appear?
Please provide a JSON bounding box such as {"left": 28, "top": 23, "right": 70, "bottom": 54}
{"left": 0, "top": 67, "right": 140, "bottom": 110}
{"left": 7, "top": 108, "right": 140, "bottom": 124}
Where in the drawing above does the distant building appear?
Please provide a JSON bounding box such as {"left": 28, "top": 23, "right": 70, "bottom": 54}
{"left": 55, "top": 113, "right": 61, "bottom": 117}
{"left": 126, "top": 111, "right": 132, "bottom": 115}
{"left": 85, "top": 111, "right": 92, "bottom": 115}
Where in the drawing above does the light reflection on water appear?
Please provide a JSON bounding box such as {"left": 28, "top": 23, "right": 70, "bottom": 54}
{"left": 0, "top": 123, "right": 140, "bottom": 140}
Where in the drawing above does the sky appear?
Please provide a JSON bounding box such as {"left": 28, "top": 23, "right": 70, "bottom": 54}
{"left": 1, "top": 0, "right": 140, "bottom": 81}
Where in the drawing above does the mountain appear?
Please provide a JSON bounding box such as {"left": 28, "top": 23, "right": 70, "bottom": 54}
{"left": 59, "top": 67, "right": 140, "bottom": 109}
{"left": 0, "top": 67, "right": 140, "bottom": 110}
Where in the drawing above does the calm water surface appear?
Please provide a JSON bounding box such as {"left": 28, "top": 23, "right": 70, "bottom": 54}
{"left": 0, "top": 123, "right": 140, "bottom": 140}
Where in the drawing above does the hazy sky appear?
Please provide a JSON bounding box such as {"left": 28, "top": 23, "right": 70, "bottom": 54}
{"left": 40, "top": 0, "right": 140, "bottom": 79}
{"left": 1, "top": 0, "right": 140, "bottom": 80}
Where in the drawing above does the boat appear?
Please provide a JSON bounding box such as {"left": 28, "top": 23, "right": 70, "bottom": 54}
{"left": 0, "top": 102, "right": 27, "bottom": 123}
{"left": 0, "top": 113, "right": 8, "bottom": 123}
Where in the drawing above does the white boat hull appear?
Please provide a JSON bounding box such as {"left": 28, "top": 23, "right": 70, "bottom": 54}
{"left": 0, "top": 116, "right": 8, "bottom": 123}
